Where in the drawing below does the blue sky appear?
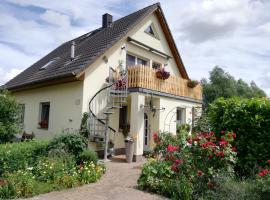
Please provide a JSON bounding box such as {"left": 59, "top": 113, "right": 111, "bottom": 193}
{"left": 0, "top": 0, "right": 270, "bottom": 96}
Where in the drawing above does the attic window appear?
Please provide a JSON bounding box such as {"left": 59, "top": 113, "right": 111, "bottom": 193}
{"left": 144, "top": 24, "right": 159, "bottom": 39}
{"left": 39, "top": 57, "right": 59, "bottom": 70}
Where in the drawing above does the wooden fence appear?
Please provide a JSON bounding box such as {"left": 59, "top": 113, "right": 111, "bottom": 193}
{"left": 127, "top": 65, "right": 202, "bottom": 100}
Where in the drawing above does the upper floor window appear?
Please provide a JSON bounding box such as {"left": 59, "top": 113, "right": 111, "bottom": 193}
{"left": 39, "top": 102, "right": 50, "bottom": 129}
{"left": 126, "top": 54, "right": 148, "bottom": 67}
{"left": 144, "top": 23, "right": 159, "bottom": 39}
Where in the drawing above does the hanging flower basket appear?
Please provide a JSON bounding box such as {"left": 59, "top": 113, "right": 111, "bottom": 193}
{"left": 115, "top": 79, "right": 126, "bottom": 89}
{"left": 187, "top": 80, "right": 199, "bottom": 88}
{"left": 156, "top": 68, "right": 170, "bottom": 80}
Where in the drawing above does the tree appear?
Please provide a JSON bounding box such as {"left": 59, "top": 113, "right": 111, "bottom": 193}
{"left": 0, "top": 90, "right": 21, "bottom": 143}
{"left": 202, "top": 66, "right": 266, "bottom": 105}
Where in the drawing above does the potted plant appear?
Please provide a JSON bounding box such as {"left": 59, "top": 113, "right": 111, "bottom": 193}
{"left": 156, "top": 68, "right": 170, "bottom": 80}
{"left": 187, "top": 80, "right": 199, "bottom": 88}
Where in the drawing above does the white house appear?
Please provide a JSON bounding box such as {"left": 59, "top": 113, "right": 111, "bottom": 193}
{"left": 5, "top": 3, "right": 202, "bottom": 161}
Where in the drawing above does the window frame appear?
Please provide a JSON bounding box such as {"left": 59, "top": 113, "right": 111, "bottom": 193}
{"left": 39, "top": 102, "right": 50, "bottom": 129}
{"left": 126, "top": 53, "right": 149, "bottom": 67}
{"left": 176, "top": 107, "right": 186, "bottom": 125}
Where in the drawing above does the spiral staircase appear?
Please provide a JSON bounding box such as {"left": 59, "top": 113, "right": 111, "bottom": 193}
{"left": 88, "top": 67, "right": 128, "bottom": 160}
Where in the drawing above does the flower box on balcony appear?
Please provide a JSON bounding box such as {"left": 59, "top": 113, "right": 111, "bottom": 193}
{"left": 187, "top": 80, "right": 199, "bottom": 88}
{"left": 156, "top": 68, "right": 170, "bottom": 80}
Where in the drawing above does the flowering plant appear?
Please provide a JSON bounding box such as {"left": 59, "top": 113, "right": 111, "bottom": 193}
{"left": 187, "top": 79, "right": 199, "bottom": 88}
{"left": 156, "top": 68, "right": 170, "bottom": 80}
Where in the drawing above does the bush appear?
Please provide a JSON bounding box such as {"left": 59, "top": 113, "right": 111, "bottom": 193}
{"left": 0, "top": 90, "right": 21, "bottom": 143}
{"left": 207, "top": 97, "right": 270, "bottom": 176}
{"left": 0, "top": 140, "right": 48, "bottom": 176}
{"left": 48, "top": 133, "right": 87, "bottom": 158}
{"left": 139, "top": 131, "right": 237, "bottom": 199}
{"left": 78, "top": 149, "right": 98, "bottom": 164}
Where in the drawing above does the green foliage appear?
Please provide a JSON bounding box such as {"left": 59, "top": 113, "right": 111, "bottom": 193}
{"left": 78, "top": 149, "right": 98, "bottom": 164}
{"left": 0, "top": 140, "right": 48, "bottom": 176}
{"left": 48, "top": 133, "right": 87, "bottom": 158}
{"left": 202, "top": 66, "right": 266, "bottom": 106}
{"left": 207, "top": 97, "right": 270, "bottom": 176}
{"left": 80, "top": 112, "right": 89, "bottom": 138}
{"left": 0, "top": 90, "right": 21, "bottom": 143}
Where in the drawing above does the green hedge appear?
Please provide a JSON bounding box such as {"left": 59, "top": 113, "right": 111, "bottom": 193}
{"left": 207, "top": 97, "right": 270, "bottom": 176}
{"left": 0, "top": 140, "right": 48, "bottom": 176}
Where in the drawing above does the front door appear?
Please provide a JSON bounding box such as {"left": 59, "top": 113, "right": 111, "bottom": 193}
{"left": 143, "top": 113, "right": 150, "bottom": 151}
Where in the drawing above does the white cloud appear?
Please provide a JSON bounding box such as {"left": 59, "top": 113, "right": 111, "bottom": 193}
{"left": 40, "top": 10, "right": 70, "bottom": 28}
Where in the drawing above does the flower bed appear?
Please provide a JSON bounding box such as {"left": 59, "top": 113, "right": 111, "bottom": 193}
{"left": 0, "top": 134, "right": 105, "bottom": 199}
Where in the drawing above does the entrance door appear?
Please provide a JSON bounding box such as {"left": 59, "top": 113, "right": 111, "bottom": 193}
{"left": 143, "top": 113, "right": 150, "bottom": 151}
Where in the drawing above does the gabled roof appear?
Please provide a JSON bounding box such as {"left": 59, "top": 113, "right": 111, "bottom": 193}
{"left": 5, "top": 3, "right": 188, "bottom": 91}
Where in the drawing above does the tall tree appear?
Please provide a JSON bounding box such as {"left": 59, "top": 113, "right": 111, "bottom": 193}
{"left": 202, "top": 66, "right": 266, "bottom": 105}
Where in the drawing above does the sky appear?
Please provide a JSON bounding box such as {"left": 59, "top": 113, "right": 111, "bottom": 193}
{"left": 0, "top": 0, "right": 269, "bottom": 96}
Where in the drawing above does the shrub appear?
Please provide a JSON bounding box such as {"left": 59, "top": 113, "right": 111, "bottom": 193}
{"left": 0, "top": 140, "right": 48, "bottom": 176}
{"left": 139, "top": 131, "right": 237, "bottom": 199}
{"left": 0, "top": 90, "right": 21, "bottom": 143}
{"left": 48, "top": 133, "right": 87, "bottom": 158}
{"left": 77, "top": 161, "right": 105, "bottom": 184}
{"left": 207, "top": 97, "right": 270, "bottom": 176}
{"left": 78, "top": 149, "right": 98, "bottom": 164}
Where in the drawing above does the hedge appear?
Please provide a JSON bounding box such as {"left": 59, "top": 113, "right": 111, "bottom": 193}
{"left": 207, "top": 97, "right": 270, "bottom": 176}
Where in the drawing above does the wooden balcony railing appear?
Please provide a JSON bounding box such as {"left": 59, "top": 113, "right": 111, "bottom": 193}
{"left": 127, "top": 65, "right": 202, "bottom": 101}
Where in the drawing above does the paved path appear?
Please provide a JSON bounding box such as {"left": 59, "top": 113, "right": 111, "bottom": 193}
{"left": 27, "top": 156, "right": 164, "bottom": 200}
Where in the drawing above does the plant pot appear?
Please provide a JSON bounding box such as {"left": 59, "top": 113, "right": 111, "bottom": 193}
{"left": 125, "top": 136, "right": 134, "bottom": 163}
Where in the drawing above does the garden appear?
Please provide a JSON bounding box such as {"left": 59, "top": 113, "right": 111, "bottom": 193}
{"left": 138, "top": 97, "right": 270, "bottom": 200}
{"left": 0, "top": 133, "right": 105, "bottom": 199}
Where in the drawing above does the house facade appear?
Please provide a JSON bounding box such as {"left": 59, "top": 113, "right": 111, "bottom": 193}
{"left": 5, "top": 3, "right": 202, "bottom": 161}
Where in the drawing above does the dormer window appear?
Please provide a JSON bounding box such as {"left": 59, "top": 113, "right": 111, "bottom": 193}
{"left": 144, "top": 23, "right": 159, "bottom": 39}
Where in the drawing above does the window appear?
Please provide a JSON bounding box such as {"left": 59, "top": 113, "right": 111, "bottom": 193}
{"left": 176, "top": 108, "right": 186, "bottom": 125}
{"left": 126, "top": 54, "right": 148, "bottom": 67}
{"left": 18, "top": 104, "right": 25, "bottom": 127}
{"left": 119, "top": 106, "right": 128, "bottom": 130}
{"left": 144, "top": 24, "right": 159, "bottom": 39}
{"left": 137, "top": 57, "right": 147, "bottom": 66}
{"left": 126, "top": 54, "right": 136, "bottom": 67}
{"left": 152, "top": 62, "right": 161, "bottom": 69}
{"left": 145, "top": 26, "right": 154, "bottom": 35}
{"left": 39, "top": 102, "right": 50, "bottom": 129}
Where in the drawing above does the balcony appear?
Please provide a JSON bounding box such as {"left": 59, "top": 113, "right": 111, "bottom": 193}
{"left": 127, "top": 65, "right": 202, "bottom": 101}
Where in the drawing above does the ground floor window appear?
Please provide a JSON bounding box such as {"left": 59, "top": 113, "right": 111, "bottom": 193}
{"left": 19, "top": 104, "right": 25, "bottom": 127}
{"left": 39, "top": 102, "right": 50, "bottom": 129}
{"left": 176, "top": 107, "right": 186, "bottom": 125}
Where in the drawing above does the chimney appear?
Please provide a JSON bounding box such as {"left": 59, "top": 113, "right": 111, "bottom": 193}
{"left": 71, "top": 41, "right": 75, "bottom": 60}
{"left": 102, "top": 13, "right": 113, "bottom": 28}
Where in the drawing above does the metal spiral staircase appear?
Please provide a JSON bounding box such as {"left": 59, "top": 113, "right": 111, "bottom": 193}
{"left": 88, "top": 67, "right": 128, "bottom": 160}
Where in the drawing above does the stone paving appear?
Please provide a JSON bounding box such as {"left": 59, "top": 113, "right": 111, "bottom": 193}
{"left": 27, "top": 155, "right": 165, "bottom": 200}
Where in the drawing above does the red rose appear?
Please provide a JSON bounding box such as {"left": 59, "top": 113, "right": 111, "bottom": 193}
{"left": 231, "top": 147, "right": 237, "bottom": 152}
{"left": 233, "top": 133, "right": 236, "bottom": 139}
{"left": 220, "top": 131, "right": 225, "bottom": 134}
{"left": 258, "top": 169, "right": 269, "bottom": 177}
{"left": 153, "top": 133, "right": 159, "bottom": 143}
{"left": 175, "top": 159, "right": 183, "bottom": 165}
{"left": 216, "top": 151, "right": 224, "bottom": 157}
{"left": 167, "top": 144, "right": 178, "bottom": 152}
{"left": 171, "top": 164, "right": 178, "bottom": 172}
{"left": 197, "top": 170, "right": 204, "bottom": 177}
{"left": 267, "top": 159, "right": 270, "bottom": 164}
{"left": 219, "top": 138, "right": 228, "bottom": 147}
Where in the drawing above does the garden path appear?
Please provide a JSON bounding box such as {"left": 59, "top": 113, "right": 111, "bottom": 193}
{"left": 26, "top": 155, "right": 165, "bottom": 200}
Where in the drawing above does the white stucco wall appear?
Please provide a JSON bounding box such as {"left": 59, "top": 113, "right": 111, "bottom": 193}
{"left": 13, "top": 81, "right": 83, "bottom": 139}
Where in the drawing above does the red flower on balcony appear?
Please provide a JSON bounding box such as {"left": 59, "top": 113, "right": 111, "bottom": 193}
{"left": 156, "top": 68, "right": 170, "bottom": 80}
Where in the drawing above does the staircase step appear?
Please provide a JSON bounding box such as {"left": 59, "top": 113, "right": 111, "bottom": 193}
{"left": 107, "top": 106, "right": 122, "bottom": 109}
{"left": 103, "top": 111, "right": 114, "bottom": 115}
{"left": 110, "top": 90, "right": 127, "bottom": 94}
